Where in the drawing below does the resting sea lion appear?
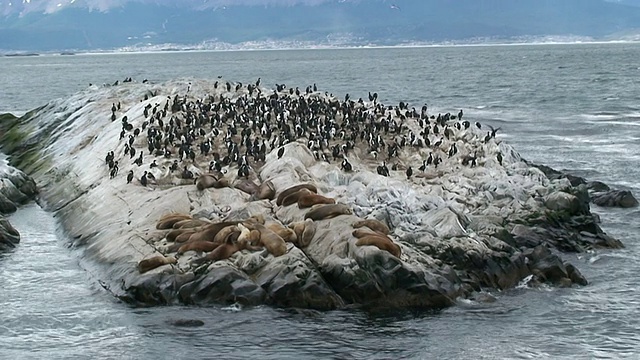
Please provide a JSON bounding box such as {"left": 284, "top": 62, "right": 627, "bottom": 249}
{"left": 173, "top": 218, "right": 211, "bottom": 229}
{"left": 304, "top": 203, "right": 352, "bottom": 221}
{"left": 138, "top": 255, "right": 177, "bottom": 274}
{"left": 250, "top": 180, "right": 276, "bottom": 201}
{"left": 352, "top": 219, "right": 390, "bottom": 235}
{"left": 192, "top": 232, "right": 247, "bottom": 264}
{"left": 242, "top": 220, "right": 287, "bottom": 256}
{"left": 212, "top": 225, "right": 241, "bottom": 245}
{"left": 266, "top": 222, "right": 297, "bottom": 243}
{"left": 276, "top": 183, "right": 318, "bottom": 206}
{"left": 233, "top": 179, "right": 259, "bottom": 195}
{"left": 196, "top": 174, "right": 218, "bottom": 191}
{"left": 186, "top": 221, "right": 240, "bottom": 244}
{"left": 156, "top": 214, "right": 192, "bottom": 229}
{"left": 352, "top": 228, "right": 385, "bottom": 239}
{"left": 297, "top": 193, "right": 336, "bottom": 208}
{"left": 238, "top": 224, "right": 265, "bottom": 251}
{"left": 281, "top": 188, "right": 312, "bottom": 207}
{"left": 177, "top": 241, "right": 220, "bottom": 254}
{"left": 355, "top": 236, "right": 402, "bottom": 258}
{"left": 174, "top": 230, "right": 198, "bottom": 243}
{"left": 288, "top": 219, "right": 317, "bottom": 247}
{"left": 166, "top": 227, "right": 202, "bottom": 242}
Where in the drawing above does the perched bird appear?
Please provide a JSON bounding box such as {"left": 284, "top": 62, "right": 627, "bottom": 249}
{"left": 140, "top": 171, "right": 148, "bottom": 186}
{"left": 277, "top": 147, "right": 285, "bottom": 159}
{"left": 497, "top": 152, "right": 503, "bottom": 166}
{"left": 406, "top": 166, "right": 413, "bottom": 179}
{"left": 126, "top": 170, "right": 134, "bottom": 184}
{"left": 341, "top": 158, "right": 353, "bottom": 172}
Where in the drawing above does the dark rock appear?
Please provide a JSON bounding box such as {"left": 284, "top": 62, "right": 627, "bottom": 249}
{"left": 0, "top": 217, "right": 20, "bottom": 250}
{"left": 0, "top": 193, "right": 17, "bottom": 214}
{"left": 587, "top": 181, "right": 610, "bottom": 192}
{"left": 177, "top": 266, "right": 266, "bottom": 306}
{"left": 591, "top": 190, "right": 639, "bottom": 208}
{"left": 565, "top": 263, "right": 588, "bottom": 286}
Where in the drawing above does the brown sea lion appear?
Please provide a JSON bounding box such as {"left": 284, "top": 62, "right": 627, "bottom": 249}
{"left": 158, "top": 212, "right": 191, "bottom": 223}
{"left": 266, "top": 222, "right": 297, "bottom": 243}
{"left": 242, "top": 220, "right": 287, "bottom": 257}
{"left": 352, "top": 219, "right": 390, "bottom": 235}
{"left": 173, "top": 218, "right": 211, "bottom": 229}
{"left": 192, "top": 237, "right": 245, "bottom": 265}
{"left": 304, "top": 203, "right": 352, "bottom": 221}
{"left": 276, "top": 183, "right": 318, "bottom": 206}
{"left": 238, "top": 224, "right": 265, "bottom": 251}
{"left": 212, "top": 177, "right": 231, "bottom": 189}
{"left": 212, "top": 225, "right": 241, "bottom": 245}
{"left": 250, "top": 180, "right": 276, "bottom": 201}
{"left": 174, "top": 230, "right": 198, "bottom": 243}
{"left": 355, "top": 236, "right": 402, "bottom": 258}
{"left": 156, "top": 214, "right": 192, "bottom": 229}
{"left": 138, "top": 255, "right": 177, "bottom": 274}
{"left": 281, "top": 188, "right": 312, "bottom": 207}
{"left": 177, "top": 241, "right": 220, "bottom": 254}
{"left": 297, "top": 192, "right": 336, "bottom": 208}
{"left": 196, "top": 174, "right": 218, "bottom": 191}
{"left": 288, "top": 219, "right": 317, "bottom": 247}
{"left": 186, "top": 221, "right": 239, "bottom": 244}
{"left": 166, "top": 227, "right": 201, "bottom": 243}
{"left": 351, "top": 228, "right": 385, "bottom": 239}
{"left": 233, "top": 179, "right": 259, "bottom": 195}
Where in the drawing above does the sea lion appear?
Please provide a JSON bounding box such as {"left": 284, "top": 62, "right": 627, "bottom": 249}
{"left": 351, "top": 228, "right": 385, "bottom": 239}
{"left": 250, "top": 180, "right": 276, "bottom": 201}
{"left": 138, "top": 255, "right": 177, "bottom": 274}
{"left": 233, "top": 179, "right": 259, "bottom": 195}
{"left": 238, "top": 224, "right": 264, "bottom": 251}
{"left": 297, "top": 192, "right": 336, "bottom": 208}
{"left": 352, "top": 219, "right": 390, "bottom": 235}
{"left": 177, "top": 241, "right": 220, "bottom": 255}
{"left": 196, "top": 174, "right": 219, "bottom": 191}
{"left": 281, "top": 188, "right": 313, "bottom": 207}
{"left": 156, "top": 214, "right": 192, "bottom": 229}
{"left": 192, "top": 232, "right": 246, "bottom": 264}
{"left": 172, "top": 218, "right": 211, "bottom": 229}
{"left": 288, "top": 219, "right": 316, "bottom": 247}
{"left": 209, "top": 176, "right": 230, "bottom": 189}
{"left": 166, "top": 227, "right": 201, "bottom": 243}
{"left": 266, "top": 222, "right": 297, "bottom": 243}
{"left": 186, "top": 221, "right": 240, "bottom": 244}
{"left": 304, "top": 203, "right": 352, "bottom": 221}
{"left": 242, "top": 220, "right": 287, "bottom": 256}
{"left": 212, "top": 225, "right": 241, "bottom": 245}
{"left": 174, "top": 230, "right": 198, "bottom": 243}
{"left": 355, "top": 235, "right": 401, "bottom": 258}
{"left": 276, "top": 183, "right": 318, "bottom": 206}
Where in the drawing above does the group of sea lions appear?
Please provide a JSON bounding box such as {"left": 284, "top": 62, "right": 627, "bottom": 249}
{"left": 137, "top": 182, "right": 401, "bottom": 273}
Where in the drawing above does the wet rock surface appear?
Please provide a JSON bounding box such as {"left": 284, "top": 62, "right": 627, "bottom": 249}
{"left": 0, "top": 152, "right": 38, "bottom": 250}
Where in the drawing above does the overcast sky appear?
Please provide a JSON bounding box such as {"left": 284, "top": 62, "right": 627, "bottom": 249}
{"left": 0, "top": 0, "right": 352, "bottom": 15}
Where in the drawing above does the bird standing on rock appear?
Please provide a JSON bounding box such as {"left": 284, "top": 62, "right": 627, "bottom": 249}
{"left": 406, "top": 166, "right": 413, "bottom": 179}
{"left": 127, "top": 170, "right": 133, "bottom": 184}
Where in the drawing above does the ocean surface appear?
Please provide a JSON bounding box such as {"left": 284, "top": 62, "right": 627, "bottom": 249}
{"left": 1, "top": 44, "right": 640, "bottom": 359}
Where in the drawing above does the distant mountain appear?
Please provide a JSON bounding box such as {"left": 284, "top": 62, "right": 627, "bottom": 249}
{"left": 2, "top": 0, "right": 640, "bottom": 52}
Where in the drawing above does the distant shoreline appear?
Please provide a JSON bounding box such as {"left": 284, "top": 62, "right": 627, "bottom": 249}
{"left": 2, "top": 38, "right": 640, "bottom": 58}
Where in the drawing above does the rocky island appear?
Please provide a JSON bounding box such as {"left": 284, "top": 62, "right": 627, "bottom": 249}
{"left": 0, "top": 79, "right": 629, "bottom": 310}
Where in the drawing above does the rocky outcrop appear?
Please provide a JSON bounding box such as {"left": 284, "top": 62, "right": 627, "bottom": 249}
{"left": 527, "top": 160, "right": 638, "bottom": 208}
{"left": 0, "top": 142, "right": 38, "bottom": 250}
{"left": 0, "top": 79, "right": 624, "bottom": 309}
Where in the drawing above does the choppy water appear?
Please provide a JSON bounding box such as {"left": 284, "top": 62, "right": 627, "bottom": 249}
{"left": 1, "top": 44, "right": 640, "bottom": 359}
